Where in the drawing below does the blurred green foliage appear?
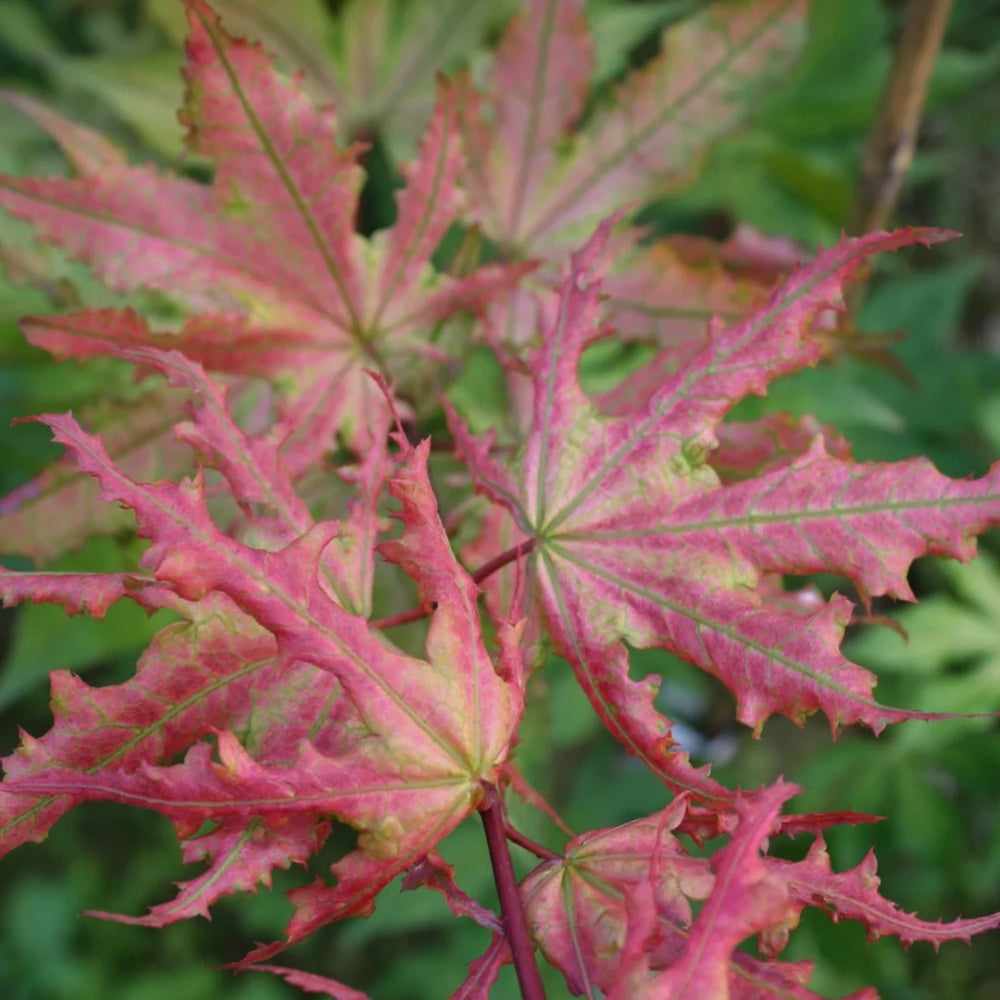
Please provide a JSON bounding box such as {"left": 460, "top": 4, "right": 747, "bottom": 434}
{"left": 0, "top": 1, "right": 999, "bottom": 998}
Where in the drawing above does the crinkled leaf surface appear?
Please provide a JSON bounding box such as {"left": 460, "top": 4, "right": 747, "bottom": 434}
{"left": 455, "top": 0, "right": 809, "bottom": 418}
{"left": 0, "top": 391, "right": 193, "bottom": 561}
{"left": 0, "top": 347, "right": 524, "bottom": 953}
{"left": 455, "top": 222, "right": 1000, "bottom": 801}
{"left": 523, "top": 784, "right": 996, "bottom": 999}
{"left": 520, "top": 787, "right": 827, "bottom": 1000}
{"left": 2, "top": 2, "right": 999, "bottom": 996}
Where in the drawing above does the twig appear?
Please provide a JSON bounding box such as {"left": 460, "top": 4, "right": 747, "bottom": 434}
{"left": 368, "top": 606, "right": 428, "bottom": 630}
{"left": 848, "top": 0, "right": 954, "bottom": 234}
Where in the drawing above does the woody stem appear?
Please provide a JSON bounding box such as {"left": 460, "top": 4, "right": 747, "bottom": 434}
{"left": 479, "top": 782, "right": 547, "bottom": 1000}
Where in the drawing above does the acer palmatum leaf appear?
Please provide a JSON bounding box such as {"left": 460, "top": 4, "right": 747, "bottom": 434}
{"left": 456, "top": 0, "right": 594, "bottom": 247}
{"left": 521, "top": 795, "right": 709, "bottom": 996}
{"left": 708, "top": 413, "right": 852, "bottom": 481}
{"left": 600, "top": 237, "right": 773, "bottom": 364}
{"left": 0, "top": 90, "right": 126, "bottom": 175}
{"left": 119, "top": 345, "right": 390, "bottom": 618}
{"left": 524, "top": 788, "right": 880, "bottom": 1000}
{"left": 451, "top": 935, "right": 509, "bottom": 1000}
{"left": 402, "top": 850, "right": 504, "bottom": 933}
{"left": 457, "top": 0, "right": 809, "bottom": 254}
{"left": 1, "top": 401, "right": 524, "bottom": 948}
{"left": 764, "top": 836, "right": 1000, "bottom": 956}
{"left": 454, "top": 220, "right": 1000, "bottom": 788}
{"left": 0, "top": 0, "right": 521, "bottom": 455}
{"left": 246, "top": 964, "right": 370, "bottom": 1000}
{"left": 0, "top": 589, "right": 278, "bottom": 853}
{"left": 620, "top": 783, "right": 795, "bottom": 1000}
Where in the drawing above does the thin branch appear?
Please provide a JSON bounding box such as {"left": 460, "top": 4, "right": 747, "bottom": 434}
{"left": 479, "top": 782, "right": 547, "bottom": 1000}
{"left": 504, "top": 822, "right": 562, "bottom": 862}
{"left": 848, "top": 0, "right": 954, "bottom": 234}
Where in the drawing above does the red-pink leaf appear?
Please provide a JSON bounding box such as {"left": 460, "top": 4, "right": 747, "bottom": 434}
{"left": 459, "top": 0, "right": 593, "bottom": 246}
{"left": 2, "top": 406, "right": 524, "bottom": 945}
{"left": 0, "top": 393, "right": 194, "bottom": 561}
{"left": 458, "top": 223, "right": 992, "bottom": 776}
{"left": 710, "top": 414, "right": 852, "bottom": 480}
{"left": 449, "top": 936, "right": 508, "bottom": 1000}
{"left": 0, "top": 91, "right": 127, "bottom": 175}
{"left": 522, "top": 796, "right": 711, "bottom": 996}
{"left": 766, "top": 837, "right": 1000, "bottom": 955}
{"left": 87, "top": 813, "right": 331, "bottom": 926}
{"left": 458, "top": 0, "right": 810, "bottom": 253}
{"left": 246, "top": 965, "right": 371, "bottom": 1000}
{"left": 402, "top": 851, "right": 503, "bottom": 932}
{"left": 0, "top": 591, "right": 282, "bottom": 855}
{"left": 630, "top": 783, "right": 796, "bottom": 999}
{"left": 0, "top": 4, "right": 521, "bottom": 454}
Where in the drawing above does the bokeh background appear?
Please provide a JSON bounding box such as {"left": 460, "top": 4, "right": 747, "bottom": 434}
{"left": 1, "top": 1, "right": 999, "bottom": 997}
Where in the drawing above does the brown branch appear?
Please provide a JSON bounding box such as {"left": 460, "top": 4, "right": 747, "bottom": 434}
{"left": 368, "top": 606, "right": 428, "bottom": 630}
{"left": 848, "top": 0, "right": 954, "bottom": 234}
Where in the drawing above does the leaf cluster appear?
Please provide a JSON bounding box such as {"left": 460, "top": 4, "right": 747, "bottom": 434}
{"left": 0, "top": 2, "right": 999, "bottom": 998}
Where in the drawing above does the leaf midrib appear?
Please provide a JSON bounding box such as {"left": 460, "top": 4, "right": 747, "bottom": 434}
{"left": 557, "top": 490, "right": 1000, "bottom": 541}
{"left": 535, "top": 237, "right": 873, "bottom": 537}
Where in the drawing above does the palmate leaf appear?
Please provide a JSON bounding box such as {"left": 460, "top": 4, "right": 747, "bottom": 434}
{"left": 524, "top": 787, "right": 1000, "bottom": 1000}
{"left": 1, "top": 1, "right": 999, "bottom": 995}
{"left": 455, "top": 0, "right": 809, "bottom": 390}
{"left": 454, "top": 221, "right": 1000, "bottom": 802}
{"left": 0, "top": 0, "right": 520, "bottom": 456}
{"left": 0, "top": 347, "right": 525, "bottom": 955}
{"left": 457, "top": 0, "right": 809, "bottom": 255}
{"left": 0, "top": 391, "right": 193, "bottom": 561}
{"left": 521, "top": 788, "right": 827, "bottom": 1000}
{"left": 146, "top": 0, "right": 507, "bottom": 160}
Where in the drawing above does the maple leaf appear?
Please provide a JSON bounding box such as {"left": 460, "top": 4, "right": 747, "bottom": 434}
{"left": 0, "top": 347, "right": 524, "bottom": 953}
{"left": 521, "top": 795, "right": 711, "bottom": 996}
{"left": 615, "top": 784, "right": 797, "bottom": 1000}
{"left": 0, "top": 392, "right": 194, "bottom": 561}
{"left": 454, "top": 0, "right": 811, "bottom": 423}
{"left": 0, "top": 0, "right": 521, "bottom": 460}
{"left": 453, "top": 220, "right": 1000, "bottom": 805}
{"left": 521, "top": 787, "right": 856, "bottom": 1000}
{"left": 763, "top": 837, "right": 1000, "bottom": 957}
{"left": 522, "top": 783, "right": 990, "bottom": 999}
{"left": 457, "top": 0, "right": 809, "bottom": 256}
{"left": 172, "top": 0, "right": 505, "bottom": 152}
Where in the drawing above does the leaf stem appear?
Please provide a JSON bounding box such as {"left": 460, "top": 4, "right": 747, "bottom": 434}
{"left": 368, "top": 606, "right": 428, "bottom": 629}
{"left": 479, "top": 782, "right": 547, "bottom": 1000}
{"left": 371, "top": 538, "right": 536, "bottom": 629}
{"left": 504, "top": 822, "right": 561, "bottom": 862}
{"left": 471, "top": 537, "right": 536, "bottom": 586}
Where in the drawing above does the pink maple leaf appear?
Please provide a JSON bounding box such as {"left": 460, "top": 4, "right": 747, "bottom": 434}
{"left": 0, "top": 348, "right": 524, "bottom": 951}
{"left": 453, "top": 221, "right": 1000, "bottom": 803}
{"left": 0, "top": 0, "right": 522, "bottom": 462}
{"left": 457, "top": 0, "right": 809, "bottom": 255}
